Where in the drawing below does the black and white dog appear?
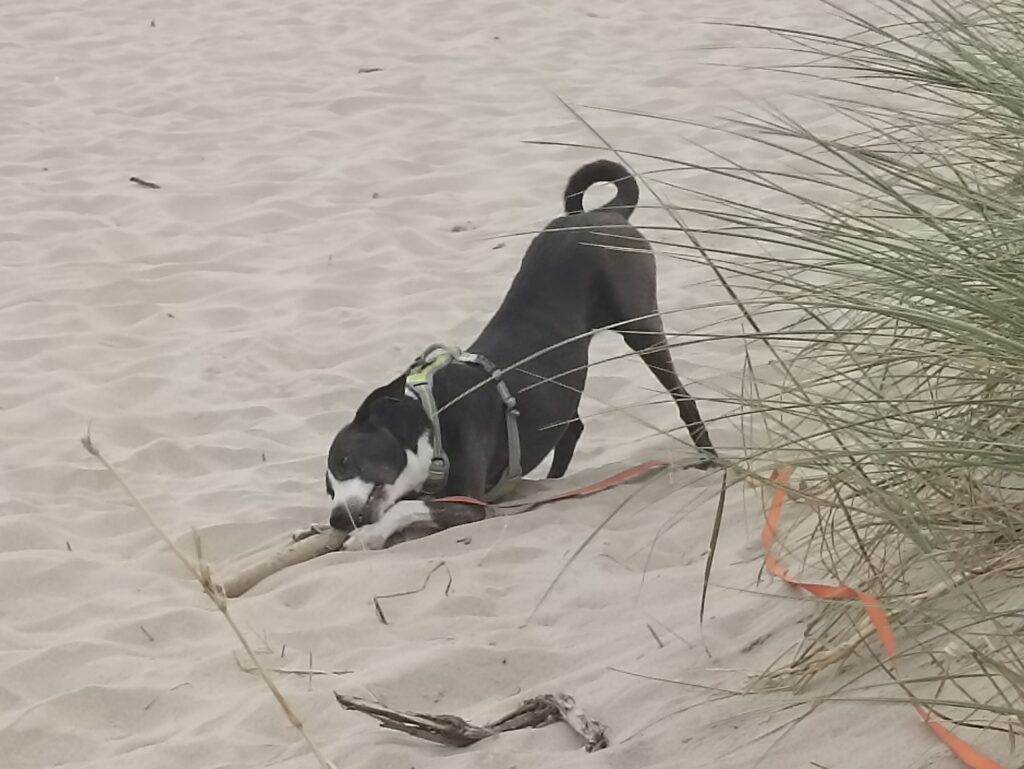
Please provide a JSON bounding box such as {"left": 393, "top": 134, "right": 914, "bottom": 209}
{"left": 326, "top": 160, "right": 718, "bottom": 550}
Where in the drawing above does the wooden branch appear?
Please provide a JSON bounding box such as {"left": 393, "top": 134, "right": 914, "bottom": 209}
{"left": 334, "top": 691, "right": 607, "bottom": 752}
{"left": 541, "top": 693, "right": 609, "bottom": 751}
{"left": 220, "top": 462, "right": 675, "bottom": 599}
{"left": 335, "top": 693, "right": 494, "bottom": 747}
{"left": 220, "top": 528, "right": 347, "bottom": 598}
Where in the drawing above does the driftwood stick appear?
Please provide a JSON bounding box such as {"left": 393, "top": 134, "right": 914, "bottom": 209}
{"left": 544, "top": 693, "right": 609, "bottom": 751}
{"left": 223, "top": 462, "right": 675, "bottom": 599}
{"left": 221, "top": 528, "right": 347, "bottom": 598}
{"left": 486, "top": 696, "right": 560, "bottom": 732}
{"left": 335, "top": 693, "right": 494, "bottom": 747}
{"left": 334, "top": 691, "right": 608, "bottom": 751}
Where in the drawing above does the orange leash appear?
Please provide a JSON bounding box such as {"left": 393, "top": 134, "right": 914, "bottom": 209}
{"left": 501, "top": 459, "right": 669, "bottom": 506}
{"left": 435, "top": 459, "right": 669, "bottom": 508}
{"left": 764, "top": 467, "right": 1005, "bottom": 769}
{"left": 441, "top": 460, "right": 1003, "bottom": 765}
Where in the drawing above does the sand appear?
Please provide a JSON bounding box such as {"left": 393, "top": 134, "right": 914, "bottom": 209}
{"left": 0, "top": 0, "right": 1008, "bottom": 767}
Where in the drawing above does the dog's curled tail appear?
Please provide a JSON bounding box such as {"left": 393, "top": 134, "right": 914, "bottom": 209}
{"left": 563, "top": 159, "right": 640, "bottom": 219}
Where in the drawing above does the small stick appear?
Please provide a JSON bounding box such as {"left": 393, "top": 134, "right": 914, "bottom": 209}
{"left": 334, "top": 691, "right": 607, "bottom": 751}
{"left": 646, "top": 623, "right": 665, "bottom": 649}
{"left": 220, "top": 528, "right": 348, "bottom": 598}
{"left": 129, "top": 175, "right": 161, "bottom": 189}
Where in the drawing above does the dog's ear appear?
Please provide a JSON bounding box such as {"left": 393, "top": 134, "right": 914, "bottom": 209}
{"left": 353, "top": 374, "right": 406, "bottom": 424}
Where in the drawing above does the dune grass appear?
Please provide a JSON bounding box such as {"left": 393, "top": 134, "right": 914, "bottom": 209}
{"left": 681, "top": 0, "right": 1024, "bottom": 734}
{"left": 566, "top": 0, "right": 1024, "bottom": 740}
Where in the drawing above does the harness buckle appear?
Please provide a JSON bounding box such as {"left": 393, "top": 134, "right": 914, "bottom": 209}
{"left": 428, "top": 456, "right": 447, "bottom": 479}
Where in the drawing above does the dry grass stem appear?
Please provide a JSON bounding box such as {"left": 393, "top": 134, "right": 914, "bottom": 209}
{"left": 82, "top": 431, "right": 337, "bottom": 769}
{"left": 233, "top": 654, "right": 354, "bottom": 677}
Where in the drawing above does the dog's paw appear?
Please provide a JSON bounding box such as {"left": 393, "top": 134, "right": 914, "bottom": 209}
{"left": 340, "top": 501, "right": 433, "bottom": 551}
{"left": 695, "top": 448, "right": 721, "bottom": 470}
{"left": 342, "top": 523, "right": 390, "bottom": 551}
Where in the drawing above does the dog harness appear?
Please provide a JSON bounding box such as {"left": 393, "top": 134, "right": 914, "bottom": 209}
{"left": 404, "top": 343, "right": 522, "bottom": 501}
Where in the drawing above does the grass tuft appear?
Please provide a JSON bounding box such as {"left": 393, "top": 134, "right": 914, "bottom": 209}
{"left": 592, "top": 0, "right": 1024, "bottom": 738}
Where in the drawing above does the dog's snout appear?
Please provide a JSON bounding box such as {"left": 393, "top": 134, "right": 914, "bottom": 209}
{"left": 330, "top": 505, "right": 366, "bottom": 531}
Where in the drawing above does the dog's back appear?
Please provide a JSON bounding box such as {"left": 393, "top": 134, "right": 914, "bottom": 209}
{"left": 466, "top": 159, "right": 716, "bottom": 479}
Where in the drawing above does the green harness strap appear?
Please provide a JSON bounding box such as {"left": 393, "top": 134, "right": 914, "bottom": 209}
{"left": 404, "top": 344, "right": 459, "bottom": 496}
{"left": 404, "top": 344, "right": 522, "bottom": 502}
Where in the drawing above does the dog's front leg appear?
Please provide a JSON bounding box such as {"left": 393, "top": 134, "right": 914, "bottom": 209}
{"left": 343, "top": 500, "right": 434, "bottom": 550}
{"left": 343, "top": 499, "right": 488, "bottom": 551}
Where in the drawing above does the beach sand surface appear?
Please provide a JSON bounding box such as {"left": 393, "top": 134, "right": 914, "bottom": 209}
{"left": 0, "top": 0, "right": 1006, "bottom": 767}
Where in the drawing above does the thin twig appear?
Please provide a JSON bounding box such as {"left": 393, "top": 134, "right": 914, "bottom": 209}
{"left": 372, "top": 561, "right": 452, "bottom": 625}
{"left": 232, "top": 654, "right": 353, "bottom": 677}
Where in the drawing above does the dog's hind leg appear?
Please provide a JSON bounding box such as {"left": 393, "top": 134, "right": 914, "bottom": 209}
{"left": 547, "top": 414, "right": 584, "bottom": 479}
{"left": 618, "top": 317, "right": 718, "bottom": 466}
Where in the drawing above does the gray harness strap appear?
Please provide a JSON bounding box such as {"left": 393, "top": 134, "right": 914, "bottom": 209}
{"left": 459, "top": 351, "right": 522, "bottom": 501}
{"left": 404, "top": 344, "right": 522, "bottom": 501}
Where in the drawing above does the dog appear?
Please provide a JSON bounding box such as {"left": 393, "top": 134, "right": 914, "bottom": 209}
{"left": 325, "top": 159, "right": 718, "bottom": 550}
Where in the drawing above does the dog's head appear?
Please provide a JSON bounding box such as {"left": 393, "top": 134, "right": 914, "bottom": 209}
{"left": 326, "top": 374, "right": 432, "bottom": 531}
